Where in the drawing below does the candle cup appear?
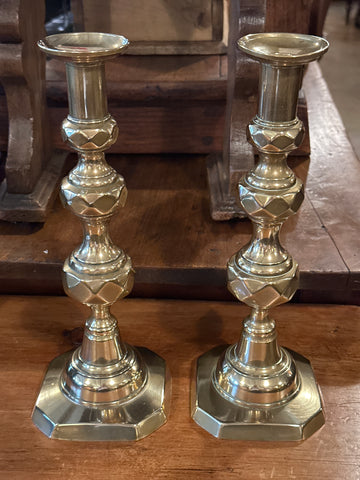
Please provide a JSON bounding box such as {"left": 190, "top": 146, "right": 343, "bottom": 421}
{"left": 32, "top": 33, "right": 170, "bottom": 441}
{"left": 192, "top": 33, "right": 329, "bottom": 441}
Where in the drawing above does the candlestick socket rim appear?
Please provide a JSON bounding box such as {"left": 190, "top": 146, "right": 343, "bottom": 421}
{"left": 38, "top": 32, "right": 129, "bottom": 62}
{"left": 237, "top": 33, "right": 329, "bottom": 66}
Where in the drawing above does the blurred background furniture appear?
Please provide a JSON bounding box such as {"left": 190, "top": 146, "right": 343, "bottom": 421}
{"left": 0, "top": 0, "right": 65, "bottom": 222}
{"left": 346, "top": 0, "right": 360, "bottom": 26}
{"left": 45, "top": 0, "right": 229, "bottom": 155}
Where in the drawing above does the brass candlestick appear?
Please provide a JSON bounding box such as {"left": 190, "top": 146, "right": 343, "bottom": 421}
{"left": 192, "top": 33, "right": 329, "bottom": 441}
{"left": 32, "top": 33, "right": 170, "bottom": 441}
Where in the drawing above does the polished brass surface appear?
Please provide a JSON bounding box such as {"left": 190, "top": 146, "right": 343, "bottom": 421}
{"left": 33, "top": 32, "right": 170, "bottom": 440}
{"left": 192, "top": 346, "right": 324, "bottom": 441}
{"left": 192, "top": 33, "right": 328, "bottom": 440}
{"left": 33, "top": 347, "right": 170, "bottom": 441}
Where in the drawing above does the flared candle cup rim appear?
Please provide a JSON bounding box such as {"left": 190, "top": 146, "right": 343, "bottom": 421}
{"left": 38, "top": 32, "right": 129, "bottom": 62}
{"left": 237, "top": 32, "right": 329, "bottom": 66}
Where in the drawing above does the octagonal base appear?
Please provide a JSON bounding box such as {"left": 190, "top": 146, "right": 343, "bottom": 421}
{"left": 32, "top": 347, "right": 170, "bottom": 441}
{"left": 191, "top": 345, "right": 324, "bottom": 441}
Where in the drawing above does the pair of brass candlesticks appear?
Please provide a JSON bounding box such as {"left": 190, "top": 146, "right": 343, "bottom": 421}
{"left": 32, "top": 32, "right": 328, "bottom": 441}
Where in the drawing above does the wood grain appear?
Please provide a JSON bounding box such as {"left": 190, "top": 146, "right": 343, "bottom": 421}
{"left": 0, "top": 0, "right": 49, "bottom": 193}
{"left": 0, "top": 55, "right": 228, "bottom": 155}
{"left": 304, "top": 65, "right": 360, "bottom": 296}
{"left": 265, "top": 0, "right": 314, "bottom": 32}
{"left": 0, "top": 96, "right": 226, "bottom": 154}
{"left": 47, "top": 55, "right": 226, "bottom": 84}
{"left": 45, "top": 54, "right": 227, "bottom": 154}
{"left": 78, "top": 0, "right": 215, "bottom": 41}
{"left": 71, "top": 0, "right": 228, "bottom": 54}
{"left": 0, "top": 65, "right": 357, "bottom": 302}
{"left": 0, "top": 296, "right": 358, "bottom": 479}
{"left": 0, "top": 0, "right": 65, "bottom": 222}
{"left": 0, "top": 152, "right": 349, "bottom": 301}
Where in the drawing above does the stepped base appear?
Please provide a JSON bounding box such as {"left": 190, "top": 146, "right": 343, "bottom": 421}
{"left": 192, "top": 345, "right": 324, "bottom": 441}
{"left": 32, "top": 347, "right": 170, "bottom": 441}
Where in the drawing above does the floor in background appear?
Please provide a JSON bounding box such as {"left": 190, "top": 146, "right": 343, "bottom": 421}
{"left": 320, "top": 0, "right": 360, "bottom": 158}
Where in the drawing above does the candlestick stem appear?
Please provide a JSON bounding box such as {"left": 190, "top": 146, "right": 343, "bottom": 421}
{"left": 32, "top": 33, "right": 170, "bottom": 441}
{"left": 192, "top": 33, "right": 329, "bottom": 441}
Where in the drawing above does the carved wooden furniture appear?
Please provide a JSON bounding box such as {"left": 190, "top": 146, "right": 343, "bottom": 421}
{"left": 0, "top": 0, "right": 65, "bottom": 222}
{"left": 43, "top": 0, "right": 229, "bottom": 156}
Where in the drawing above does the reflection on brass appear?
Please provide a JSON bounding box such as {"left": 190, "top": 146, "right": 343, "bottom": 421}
{"left": 192, "top": 33, "right": 329, "bottom": 441}
{"left": 32, "top": 33, "right": 170, "bottom": 441}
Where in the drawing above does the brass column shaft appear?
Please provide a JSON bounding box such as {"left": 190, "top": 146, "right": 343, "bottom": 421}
{"left": 81, "top": 305, "right": 126, "bottom": 366}
{"left": 259, "top": 64, "right": 303, "bottom": 122}
{"left": 235, "top": 309, "right": 281, "bottom": 368}
{"left": 66, "top": 62, "right": 107, "bottom": 120}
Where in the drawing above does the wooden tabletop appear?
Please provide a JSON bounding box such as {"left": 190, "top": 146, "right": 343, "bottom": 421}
{"left": 0, "top": 296, "right": 359, "bottom": 479}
